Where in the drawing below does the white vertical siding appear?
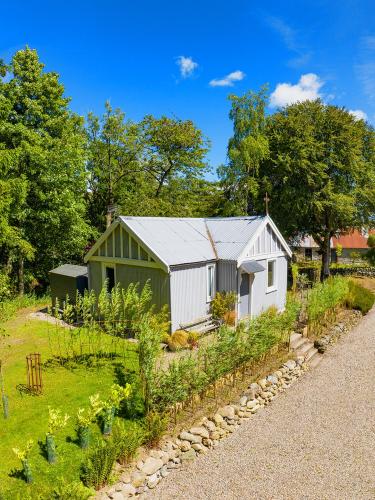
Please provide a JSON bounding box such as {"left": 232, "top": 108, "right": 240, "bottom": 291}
{"left": 250, "top": 256, "right": 288, "bottom": 316}
{"left": 170, "top": 263, "right": 212, "bottom": 332}
{"left": 217, "top": 261, "right": 237, "bottom": 292}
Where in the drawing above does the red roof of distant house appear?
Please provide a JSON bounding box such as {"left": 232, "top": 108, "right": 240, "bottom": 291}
{"left": 332, "top": 229, "right": 375, "bottom": 249}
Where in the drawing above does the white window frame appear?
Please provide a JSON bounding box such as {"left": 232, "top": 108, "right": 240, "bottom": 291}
{"left": 206, "top": 263, "right": 216, "bottom": 303}
{"left": 266, "top": 259, "right": 277, "bottom": 293}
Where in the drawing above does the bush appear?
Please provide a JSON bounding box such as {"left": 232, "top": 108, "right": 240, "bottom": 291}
{"left": 81, "top": 439, "right": 117, "bottom": 489}
{"left": 346, "top": 280, "right": 375, "bottom": 314}
{"left": 307, "top": 276, "right": 349, "bottom": 325}
{"left": 211, "top": 291, "right": 237, "bottom": 322}
{"left": 52, "top": 479, "right": 93, "bottom": 500}
{"left": 112, "top": 421, "right": 145, "bottom": 466}
{"left": 0, "top": 294, "right": 48, "bottom": 323}
{"left": 187, "top": 331, "right": 199, "bottom": 349}
{"left": 167, "top": 330, "right": 189, "bottom": 351}
{"left": 142, "top": 411, "right": 169, "bottom": 448}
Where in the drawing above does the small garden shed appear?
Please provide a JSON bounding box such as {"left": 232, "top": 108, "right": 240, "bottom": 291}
{"left": 83, "top": 215, "right": 292, "bottom": 332}
{"left": 49, "top": 264, "right": 88, "bottom": 306}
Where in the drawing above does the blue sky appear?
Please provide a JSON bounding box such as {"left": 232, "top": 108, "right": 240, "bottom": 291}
{"left": 1, "top": 1, "right": 375, "bottom": 177}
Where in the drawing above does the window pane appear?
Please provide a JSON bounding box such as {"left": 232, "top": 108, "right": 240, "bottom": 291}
{"left": 208, "top": 266, "right": 214, "bottom": 299}
{"left": 268, "top": 261, "right": 274, "bottom": 288}
{"left": 106, "top": 267, "right": 115, "bottom": 291}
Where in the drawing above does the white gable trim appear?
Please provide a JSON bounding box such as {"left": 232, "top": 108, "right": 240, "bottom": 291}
{"left": 237, "top": 216, "right": 292, "bottom": 266}
{"left": 84, "top": 219, "right": 169, "bottom": 273}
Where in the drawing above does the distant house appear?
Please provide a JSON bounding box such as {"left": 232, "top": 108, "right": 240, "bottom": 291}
{"left": 293, "top": 229, "right": 374, "bottom": 262}
{"left": 81, "top": 215, "right": 292, "bottom": 332}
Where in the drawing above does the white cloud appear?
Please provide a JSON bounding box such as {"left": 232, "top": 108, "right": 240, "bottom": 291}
{"left": 349, "top": 109, "right": 368, "bottom": 121}
{"left": 176, "top": 56, "right": 198, "bottom": 78}
{"left": 209, "top": 70, "right": 245, "bottom": 87}
{"left": 270, "top": 73, "right": 324, "bottom": 107}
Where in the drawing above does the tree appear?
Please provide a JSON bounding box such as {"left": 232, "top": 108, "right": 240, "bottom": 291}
{"left": 0, "top": 47, "right": 92, "bottom": 292}
{"left": 86, "top": 102, "right": 142, "bottom": 230}
{"left": 259, "top": 100, "right": 375, "bottom": 279}
{"left": 365, "top": 234, "right": 375, "bottom": 266}
{"left": 218, "top": 86, "right": 269, "bottom": 215}
{"left": 140, "top": 115, "right": 210, "bottom": 198}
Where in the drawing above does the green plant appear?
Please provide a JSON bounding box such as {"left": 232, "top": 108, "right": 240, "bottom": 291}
{"left": 291, "top": 263, "right": 299, "bottom": 293}
{"left": 350, "top": 251, "right": 361, "bottom": 264}
{"left": 211, "top": 291, "right": 237, "bottom": 321}
{"left": 336, "top": 243, "right": 343, "bottom": 258}
{"left": 81, "top": 439, "right": 117, "bottom": 490}
{"left": 346, "top": 280, "right": 375, "bottom": 314}
{"left": 12, "top": 440, "right": 33, "bottom": 484}
{"left": 52, "top": 479, "right": 94, "bottom": 500}
{"left": 367, "top": 234, "right": 375, "bottom": 248}
{"left": 101, "top": 384, "right": 131, "bottom": 436}
{"left": 142, "top": 411, "right": 169, "bottom": 448}
{"left": 112, "top": 421, "right": 145, "bottom": 465}
{"left": 46, "top": 408, "right": 70, "bottom": 464}
{"left": 167, "top": 330, "right": 189, "bottom": 351}
{"left": 76, "top": 394, "right": 103, "bottom": 449}
{"left": 307, "top": 276, "right": 349, "bottom": 330}
{"left": 187, "top": 331, "right": 199, "bottom": 349}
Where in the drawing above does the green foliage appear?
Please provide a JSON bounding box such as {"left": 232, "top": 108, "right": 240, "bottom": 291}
{"left": 112, "top": 421, "right": 145, "bottom": 465}
{"left": 12, "top": 440, "right": 33, "bottom": 483}
{"left": 346, "top": 280, "right": 375, "bottom": 314}
{"left": 52, "top": 479, "right": 93, "bottom": 500}
{"left": 47, "top": 408, "right": 70, "bottom": 436}
{"left": 350, "top": 251, "right": 361, "bottom": 263}
{"left": 307, "top": 276, "right": 349, "bottom": 325}
{"left": 365, "top": 248, "right": 375, "bottom": 266}
{"left": 367, "top": 234, "right": 375, "bottom": 248}
{"left": 142, "top": 411, "right": 169, "bottom": 448}
{"left": 152, "top": 297, "right": 301, "bottom": 411}
{"left": 336, "top": 243, "right": 343, "bottom": 257}
{"left": 291, "top": 263, "right": 299, "bottom": 293}
{"left": 81, "top": 439, "right": 117, "bottom": 489}
{"left": 210, "top": 291, "right": 237, "bottom": 320}
{"left": 0, "top": 294, "right": 47, "bottom": 323}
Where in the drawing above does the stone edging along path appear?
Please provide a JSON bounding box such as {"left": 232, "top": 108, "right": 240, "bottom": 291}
{"left": 99, "top": 310, "right": 362, "bottom": 500}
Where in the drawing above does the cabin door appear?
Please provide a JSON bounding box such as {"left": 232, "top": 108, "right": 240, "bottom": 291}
{"left": 239, "top": 272, "right": 250, "bottom": 318}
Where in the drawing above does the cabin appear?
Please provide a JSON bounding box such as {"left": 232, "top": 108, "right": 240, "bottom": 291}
{"left": 83, "top": 215, "right": 292, "bottom": 332}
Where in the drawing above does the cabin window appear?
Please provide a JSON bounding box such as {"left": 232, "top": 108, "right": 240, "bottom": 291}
{"left": 105, "top": 266, "right": 115, "bottom": 292}
{"left": 207, "top": 264, "right": 216, "bottom": 302}
{"left": 267, "top": 260, "right": 276, "bottom": 291}
{"left": 304, "top": 248, "right": 313, "bottom": 260}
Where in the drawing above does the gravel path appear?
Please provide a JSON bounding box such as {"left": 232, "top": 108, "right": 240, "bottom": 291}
{"left": 149, "top": 307, "right": 375, "bottom": 500}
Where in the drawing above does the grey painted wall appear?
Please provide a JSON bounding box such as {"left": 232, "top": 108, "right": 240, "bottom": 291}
{"left": 170, "top": 262, "right": 213, "bottom": 332}
{"left": 249, "top": 255, "right": 288, "bottom": 317}
{"left": 88, "top": 261, "right": 102, "bottom": 296}
{"left": 217, "top": 261, "right": 237, "bottom": 293}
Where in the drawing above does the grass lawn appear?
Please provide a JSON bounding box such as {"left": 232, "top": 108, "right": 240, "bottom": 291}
{"left": 0, "top": 305, "right": 139, "bottom": 498}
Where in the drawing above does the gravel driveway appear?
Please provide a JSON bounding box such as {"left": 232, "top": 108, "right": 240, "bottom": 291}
{"left": 149, "top": 306, "right": 375, "bottom": 500}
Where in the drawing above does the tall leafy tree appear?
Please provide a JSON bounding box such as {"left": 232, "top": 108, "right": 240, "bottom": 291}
{"left": 140, "top": 115, "right": 210, "bottom": 197}
{"left": 218, "top": 86, "right": 269, "bottom": 215}
{"left": 243, "top": 99, "right": 375, "bottom": 279}
{"left": 0, "top": 47, "right": 92, "bottom": 292}
{"left": 86, "top": 102, "right": 142, "bottom": 230}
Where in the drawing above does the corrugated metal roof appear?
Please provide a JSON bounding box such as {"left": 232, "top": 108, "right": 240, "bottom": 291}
{"left": 119, "top": 216, "right": 266, "bottom": 266}
{"left": 206, "top": 217, "right": 264, "bottom": 260}
{"left": 49, "top": 264, "right": 88, "bottom": 277}
{"left": 332, "top": 229, "right": 375, "bottom": 249}
{"left": 120, "top": 217, "right": 216, "bottom": 266}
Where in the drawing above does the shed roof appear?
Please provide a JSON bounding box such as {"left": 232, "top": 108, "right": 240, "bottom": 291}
{"left": 49, "top": 264, "right": 88, "bottom": 278}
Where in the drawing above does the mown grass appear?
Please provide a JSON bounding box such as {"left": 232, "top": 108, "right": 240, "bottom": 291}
{"left": 0, "top": 305, "right": 138, "bottom": 498}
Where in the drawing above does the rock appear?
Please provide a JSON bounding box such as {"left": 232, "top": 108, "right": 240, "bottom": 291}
{"left": 141, "top": 457, "right": 163, "bottom": 476}
{"left": 181, "top": 449, "right": 196, "bottom": 462}
{"left": 147, "top": 473, "right": 160, "bottom": 489}
{"left": 180, "top": 440, "right": 191, "bottom": 451}
{"left": 159, "top": 450, "right": 170, "bottom": 464}
{"left": 258, "top": 378, "right": 268, "bottom": 389}
{"left": 190, "top": 426, "right": 210, "bottom": 439}
{"left": 213, "top": 413, "right": 224, "bottom": 425}
{"left": 120, "top": 472, "right": 131, "bottom": 483}
{"left": 203, "top": 419, "right": 217, "bottom": 432}
{"left": 284, "top": 359, "right": 297, "bottom": 370}
{"left": 246, "top": 399, "right": 258, "bottom": 409}
{"left": 267, "top": 375, "right": 278, "bottom": 385}
{"left": 202, "top": 437, "right": 212, "bottom": 447}
{"left": 149, "top": 449, "right": 163, "bottom": 459}
{"left": 131, "top": 470, "right": 146, "bottom": 488}
{"left": 217, "top": 405, "right": 235, "bottom": 419}
{"left": 239, "top": 395, "right": 248, "bottom": 406}
{"left": 160, "top": 465, "right": 169, "bottom": 478}
{"left": 111, "top": 493, "right": 125, "bottom": 500}
{"left": 179, "top": 431, "right": 202, "bottom": 444}
{"left": 210, "top": 430, "right": 220, "bottom": 440}
{"left": 122, "top": 483, "right": 137, "bottom": 497}
{"left": 275, "top": 370, "right": 283, "bottom": 378}
{"left": 191, "top": 443, "right": 203, "bottom": 452}
{"left": 136, "top": 460, "right": 144, "bottom": 470}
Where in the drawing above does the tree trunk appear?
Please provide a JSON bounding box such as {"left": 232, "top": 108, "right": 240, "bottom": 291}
{"left": 320, "top": 233, "right": 331, "bottom": 281}
{"left": 106, "top": 209, "right": 112, "bottom": 229}
{"left": 18, "top": 255, "right": 24, "bottom": 296}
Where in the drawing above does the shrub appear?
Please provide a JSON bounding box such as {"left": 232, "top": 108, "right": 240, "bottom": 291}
{"left": 367, "top": 234, "right": 375, "bottom": 248}
{"left": 142, "top": 411, "right": 169, "bottom": 448}
{"left": 167, "top": 330, "right": 189, "bottom": 351}
{"left": 346, "top": 280, "right": 375, "bottom": 314}
{"left": 307, "top": 276, "right": 349, "bottom": 326}
{"left": 52, "top": 479, "right": 93, "bottom": 500}
{"left": 211, "top": 291, "right": 237, "bottom": 321}
{"left": 81, "top": 439, "right": 117, "bottom": 489}
{"left": 187, "top": 331, "right": 199, "bottom": 349}
{"left": 112, "top": 421, "right": 145, "bottom": 465}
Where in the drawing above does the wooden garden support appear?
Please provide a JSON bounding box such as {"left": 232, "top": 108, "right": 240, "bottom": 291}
{"left": 26, "top": 353, "right": 43, "bottom": 394}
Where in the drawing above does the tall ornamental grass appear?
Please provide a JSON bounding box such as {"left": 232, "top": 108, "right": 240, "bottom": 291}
{"left": 306, "top": 276, "right": 349, "bottom": 331}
